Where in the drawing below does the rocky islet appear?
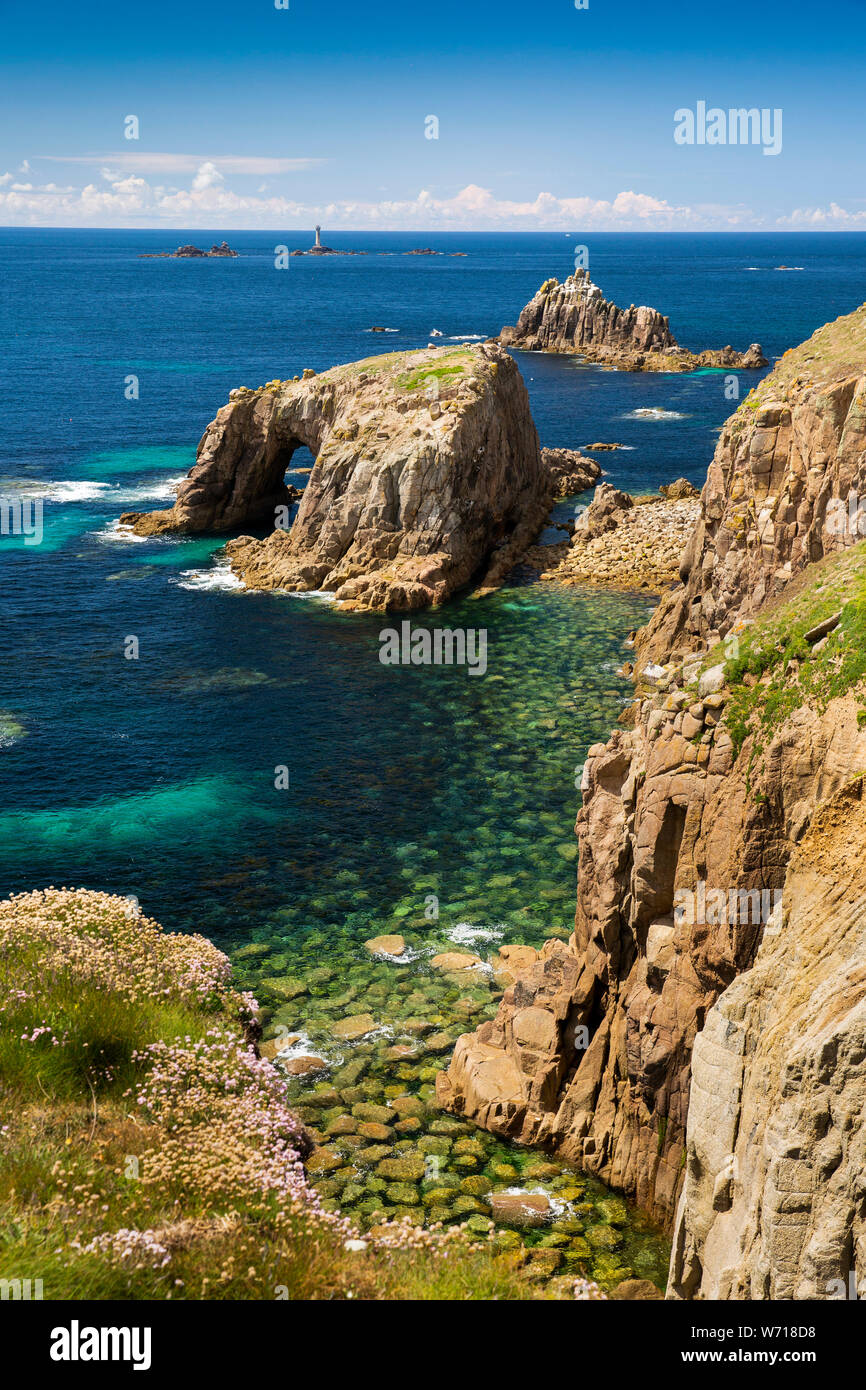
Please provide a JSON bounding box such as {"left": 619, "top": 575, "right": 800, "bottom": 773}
{"left": 500, "top": 269, "right": 767, "bottom": 372}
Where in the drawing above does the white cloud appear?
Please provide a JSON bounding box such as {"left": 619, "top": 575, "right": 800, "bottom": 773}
{"left": 0, "top": 166, "right": 851, "bottom": 231}
{"left": 190, "top": 161, "right": 224, "bottom": 192}
{"left": 779, "top": 202, "right": 866, "bottom": 227}
{"left": 42, "top": 152, "right": 323, "bottom": 175}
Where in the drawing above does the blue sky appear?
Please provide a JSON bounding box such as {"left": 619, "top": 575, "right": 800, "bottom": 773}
{"left": 2, "top": 0, "right": 865, "bottom": 228}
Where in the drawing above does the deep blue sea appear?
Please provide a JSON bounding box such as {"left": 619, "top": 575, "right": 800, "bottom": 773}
{"left": 1, "top": 229, "right": 864, "bottom": 947}
{"left": 3, "top": 228, "right": 866, "bottom": 1266}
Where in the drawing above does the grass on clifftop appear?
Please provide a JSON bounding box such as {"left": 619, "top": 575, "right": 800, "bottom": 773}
{"left": 0, "top": 889, "right": 583, "bottom": 1302}
{"left": 710, "top": 540, "right": 866, "bottom": 764}
{"left": 746, "top": 301, "right": 866, "bottom": 399}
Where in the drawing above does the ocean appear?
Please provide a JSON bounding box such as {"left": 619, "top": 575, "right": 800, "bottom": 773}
{"left": 2, "top": 228, "right": 864, "bottom": 1276}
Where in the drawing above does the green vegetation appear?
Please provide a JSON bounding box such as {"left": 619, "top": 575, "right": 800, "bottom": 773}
{"left": 703, "top": 541, "right": 866, "bottom": 765}
{"left": 0, "top": 889, "right": 572, "bottom": 1301}
{"left": 397, "top": 359, "right": 469, "bottom": 393}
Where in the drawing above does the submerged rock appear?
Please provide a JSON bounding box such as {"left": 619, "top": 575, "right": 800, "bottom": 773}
{"left": 121, "top": 344, "right": 551, "bottom": 612}
{"left": 364, "top": 934, "right": 406, "bottom": 958}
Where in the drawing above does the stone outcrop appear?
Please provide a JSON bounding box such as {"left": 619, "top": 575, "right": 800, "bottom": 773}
{"left": 641, "top": 303, "right": 866, "bottom": 668}
{"left": 439, "top": 302, "right": 866, "bottom": 1291}
{"left": 139, "top": 242, "right": 238, "bottom": 259}
{"left": 540, "top": 447, "right": 602, "bottom": 498}
{"left": 533, "top": 485, "right": 701, "bottom": 593}
{"left": 573, "top": 482, "right": 634, "bottom": 540}
{"left": 669, "top": 778, "right": 866, "bottom": 1300}
{"left": 121, "top": 344, "right": 551, "bottom": 612}
{"left": 500, "top": 270, "right": 767, "bottom": 373}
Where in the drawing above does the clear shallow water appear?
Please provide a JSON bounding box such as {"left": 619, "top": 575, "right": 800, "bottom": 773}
{"left": 3, "top": 230, "right": 866, "bottom": 1287}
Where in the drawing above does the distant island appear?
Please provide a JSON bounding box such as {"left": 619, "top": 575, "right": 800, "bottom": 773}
{"left": 290, "top": 225, "right": 368, "bottom": 257}
{"left": 289, "top": 229, "right": 467, "bottom": 258}
{"left": 139, "top": 241, "right": 238, "bottom": 259}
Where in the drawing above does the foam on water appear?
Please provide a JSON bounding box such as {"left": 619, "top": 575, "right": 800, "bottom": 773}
{"left": 623, "top": 408, "right": 689, "bottom": 421}
{"left": 274, "top": 588, "right": 336, "bottom": 603}
{"left": 446, "top": 922, "right": 505, "bottom": 945}
{"left": 173, "top": 563, "right": 245, "bottom": 592}
{"left": 91, "top": 520, "right": 153, "bottom": 544}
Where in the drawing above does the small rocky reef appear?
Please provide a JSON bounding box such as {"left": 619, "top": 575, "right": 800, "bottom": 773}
{"left": 139, "top": 242, "right": 238, "bottom": 258}
{"left": 121, "top": 344, "right": 553, "bottom": 612}
{"left": 500, "top": 269, "right": 766, "bottom": 372}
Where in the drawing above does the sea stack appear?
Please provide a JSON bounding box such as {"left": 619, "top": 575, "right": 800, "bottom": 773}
{"left": 121, "top": 343, "right": 552, "bottom": 612}
{"left": 500, "top": 269, "right": 766, "bottom": 372}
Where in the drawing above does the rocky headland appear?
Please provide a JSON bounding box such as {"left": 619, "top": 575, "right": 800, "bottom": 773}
{"left": 500, "top": 270, "right": 767, "bottom": 373}
{"left": 438, "top": 301, "right": 866, "bottom": 1299}
{"left": 121, "top": 344, "right": 552, "bottom": 612}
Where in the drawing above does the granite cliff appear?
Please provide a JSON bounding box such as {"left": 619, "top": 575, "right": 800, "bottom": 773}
{"left": 439, "top": 302, "right": 866, "bottom": 1297}
{"left": 500, "top": 269, "right": 766, "bottom": 372}
{"left": 122, "top": 344, "right": 552, "bottom": 612}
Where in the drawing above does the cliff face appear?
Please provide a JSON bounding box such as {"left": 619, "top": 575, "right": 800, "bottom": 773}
{"left": 439, "top": 302, "right": 866, "bottom": 1274}
{"left": 500, "top": 270, "right": 766, "bottom": 372}
{"left": 669, "top": 779, "right": 866, "bottom": 1300}
{"left": 642, "top": 307, "right": 866, "bottom": 668}
{"left": 122, "top": 344, "right": 551, "bottom": 612}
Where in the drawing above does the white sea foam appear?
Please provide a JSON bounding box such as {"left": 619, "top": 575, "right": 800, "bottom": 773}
{"left": 113, "top": 476, "right": 185, "bottom": 505}
{"left": 270, "top": 1031, "right": 344, "bottom": 1072}
{"left": 173, "top": 564, "right": 245, "bottom": 592}
{"left": 43, "top": 480, "right": 113, "bottom": 503}
{"left": 623, "top": 408, "right": 688, "bottom": 421}
{"left": 445, "top": 922, "right": 505, "bottom": 945}
{"left": 274, "top": 588, "right": 336, "bottom": 603}
{"left": 23, "top": 475, "right": 184, "bottom": 506}
{"left": 91, "top": 520, "right": 153, "bottom": 544}
{"left": 447, "top": 333, "right": 486, "bottom": 340}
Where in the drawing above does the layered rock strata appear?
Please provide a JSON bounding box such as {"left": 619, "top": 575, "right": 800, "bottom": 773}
{"left": 122, "top": 345, "right": 551, "bottom": 612}
{"left": 500, "top": 270, "right": 766, "bottom": 372}
{"left": 642, "top": 305, "right": 866, "bottom": 667}
{"left": 669, "top": 778, "right": 866, "bottom": 1300}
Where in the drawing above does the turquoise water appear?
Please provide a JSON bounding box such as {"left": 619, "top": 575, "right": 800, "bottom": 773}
{"left": 4, "top": 229, "right": 866, "bottom": 1286}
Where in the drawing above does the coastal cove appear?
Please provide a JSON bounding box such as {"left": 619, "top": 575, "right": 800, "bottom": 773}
{"left": 4, "top": 230, "right": 866, "bottom": 1293}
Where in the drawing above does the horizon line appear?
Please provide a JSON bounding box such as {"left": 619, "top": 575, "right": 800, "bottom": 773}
{"left": 2, "top": 225, "right": 864, "bottom": 236}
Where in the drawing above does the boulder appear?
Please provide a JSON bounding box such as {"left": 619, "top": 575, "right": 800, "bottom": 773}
{"left": 489, "top": 1192, "right": 551, "bottom": 1228}
{"left": 540, "top": 448, "right": 602, "bottom": 498}
{"left": 364, "top": 934, "right": 405, "bottom": 957}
